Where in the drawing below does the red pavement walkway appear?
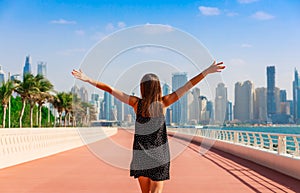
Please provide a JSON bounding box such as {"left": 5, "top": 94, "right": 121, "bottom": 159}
{"left": 0, "top": 129, "right": 299, "bottom": 193}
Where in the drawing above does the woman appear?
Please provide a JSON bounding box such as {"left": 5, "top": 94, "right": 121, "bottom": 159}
{"left": 72, "top": 61, "right": 225, "bottom": 193}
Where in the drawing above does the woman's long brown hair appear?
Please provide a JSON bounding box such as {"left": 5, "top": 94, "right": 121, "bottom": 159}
{"left": 140, "top": 73, "right": 163, "bottom": 117}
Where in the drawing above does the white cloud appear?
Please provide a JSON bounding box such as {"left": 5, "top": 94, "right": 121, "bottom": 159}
{"left": 105, "top": 22, "right": 127, "bottom": 32}
{"left": 237, "top": 0, "right": 259, "bottom": 3}
{"left": 241, "top": 43, "right": 253, "bottom": 48}
{"left": 251, "top": 11, "right": 275, "bottom": 20}
{"left": 118, "top": 21, "right": 126, "bottom": 28}
{"left": 105, "top": 23, "right": 115, "bottom": 31}
{"left": 75, "top": 30, "right": 85, "bottom": 36}
{"left": 199, "top": 6, "right": 221, "bottom": 16}
{"left": 50, "top": 19, "right": 76, "bottom": 25}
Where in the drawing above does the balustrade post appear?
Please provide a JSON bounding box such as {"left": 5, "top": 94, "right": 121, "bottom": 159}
{"left": 259, "top": 134, "right": 264, "bottom": 148}
{"left": 278, "top": 135, "right": 286, "bottom": 155}
{"left": 268, "top": 134, "right": 273, "bottom": 150}
{"left": 293, "top": 137, "right": 299, "bottom": 156}
{"left": 234, "top": 132, "right": 238, "bottom": 143}
{"left": 253, "top": 133, "right": 257, "bottom": 147}
{"left": 246, "top": 133, "right": 250, "bottom": 146}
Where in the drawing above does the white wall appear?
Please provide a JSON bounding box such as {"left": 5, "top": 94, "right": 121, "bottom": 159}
{"left": 0, "top": 127, "right": 117, "bottom": 169}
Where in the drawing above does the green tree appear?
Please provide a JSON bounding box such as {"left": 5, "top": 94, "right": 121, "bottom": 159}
{"left": 63, "top": 92, "right": 73, "bottom": 127}
{"left": 52, "top": 92, "right": 73, "bottom": 126}
{"left": 35, "top": 74, "right": 54, "bottom": 127}
{"left": 0, "top": 80, "right": 17, "bottom": 128}
{"left": 15, "top": 74, "right": 39, "bottom": 128}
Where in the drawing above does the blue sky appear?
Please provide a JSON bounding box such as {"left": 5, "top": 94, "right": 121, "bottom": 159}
{"left": 0, "top": 0, "right": 299, "bottom": 101}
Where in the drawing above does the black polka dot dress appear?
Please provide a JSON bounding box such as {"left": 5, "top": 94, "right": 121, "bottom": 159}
{"left": 130, "top": 99, "right": 170, "bottom": 181}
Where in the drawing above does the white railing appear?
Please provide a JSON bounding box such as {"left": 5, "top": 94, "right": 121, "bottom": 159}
{"left": 0, "top": 127, "right": 117, "bottom": 169}
{"left": 197, "top": 129, "right": 300, "bottom": 157}
{"left": 168, "top": 127, "right": 300, "bottom": 180}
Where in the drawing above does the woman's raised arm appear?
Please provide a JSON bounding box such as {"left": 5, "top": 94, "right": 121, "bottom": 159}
{"left": 162, "top": 61, "right": 225, "bottom": 107}
{"left": 71, "top": 69, "right": 139, "bottom": 107}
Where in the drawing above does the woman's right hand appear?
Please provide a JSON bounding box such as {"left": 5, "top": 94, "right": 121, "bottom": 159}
{"left": 71, "top": 69, "right": 90, "bottom": 82}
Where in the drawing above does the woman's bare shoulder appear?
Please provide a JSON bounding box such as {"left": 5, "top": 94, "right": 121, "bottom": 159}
{"left": 129, "top": 96, "right": 140, "bottom": 113}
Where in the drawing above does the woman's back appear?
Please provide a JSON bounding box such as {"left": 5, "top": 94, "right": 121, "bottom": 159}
{"left": 130, "top": 98, "right": 170, "bottom": 181}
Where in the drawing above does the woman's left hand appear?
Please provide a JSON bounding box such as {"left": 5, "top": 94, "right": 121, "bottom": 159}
{"left": 205, "top": 61, "right": 225, "bottom": 74}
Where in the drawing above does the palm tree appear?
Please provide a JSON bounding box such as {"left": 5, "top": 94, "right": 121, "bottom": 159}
{"left": 35, "top": 74, "right": 54, "bottom": 127}
{"left": 50, "top": 94, "right": 59, "bottom": 126}
{"left": 70, "top": 94, "right": 82, "bottom": 127}
{"left": 52, "top": 92, "right": 66, "bottom": 127}
{"left": 0, "top": 80, "right": 17, "bottom": 128}
{"left": 15, "top": 74, "right": 39, "bottom": 128}
{"left": 63, "top": 92, "right": 73, "bottom": 127}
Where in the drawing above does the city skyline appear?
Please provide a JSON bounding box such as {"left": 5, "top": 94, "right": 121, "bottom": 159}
{"left": 0, "top": 56, "right": 298, "bottom": 108}
{"left": 0, "top": 0, "right": 299, "bottom": 102}
{"left": 85, "top": 66, "right": 298, "bottom": 125}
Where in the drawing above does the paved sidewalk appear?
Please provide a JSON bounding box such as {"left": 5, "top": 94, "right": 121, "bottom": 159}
{"left": 0, "top": 129, "right": 299, "bottom": 193}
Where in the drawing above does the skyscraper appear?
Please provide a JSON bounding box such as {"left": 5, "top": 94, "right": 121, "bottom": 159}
{"left": 23, "top": 55, "right": 32, "bottom": 76}
{"left": 71, "top": 85, "right": 80, "bottom": 96}
{"left": 254, "top": 87, "right": 267, "bottom": 122}
{"left": 11, "top": 74, "right": 21, "bottom": 82}
{"left": 234, "top": 81, "right": 254, "bottom": 122}
{"left": 104, "top": 91, "right": 113, "bottom": 120}
{"left": 162, "top": 83, "right": 170, "bottom": 96}
{"left": 226, "top": 101, "right": 233, "bottom": 122}
{"left": 280, "top": 90, "right": 287, "bottom": 102}
{"left": 199, "top": 96, "right": 210, "bottom": 124}
{"left": 215, "top": 83, "right": 228, "bottom": 124}
{"left": 91, "top": 94, "right": 100, "bottom": 120}
{"left": 267, "top": 66, "right": 276, "bottom": 117}
{"left": 37, "top": 62, "right": 47, "bottom": 77}
{"left": 72, "top": 85, "right": 89, "bottom": 103}
{"left": 189, "top": 87, "right": 200, "bottom": 124}
{"left": 172, "top": 72, "right": 188, "bottom": 125}
{"left": 0, "top": 65, "right": 6, "bottom": 86}
{"left": 275, "top": 87, "right": 281, "bottom": 114}
{"left": 79, "top": 86, "right": 89, "bottom": 103}
{"left": 293, "top": 68, "right": 300, "bottom": 124}
{"left": 206, "top": 101, "right": 214, "bottom": 123}
{"left": 114, "top": 97, "right": 123, "bottom": 121}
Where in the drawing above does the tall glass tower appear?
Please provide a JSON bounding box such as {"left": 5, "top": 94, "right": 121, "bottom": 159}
{"left": 215, "top": 83, "right": 228, "bottom": 124}
{"left": 162, "top": 83, "right": 170, "bottom": 96}
{"left": 104, "top": 92, "right": 113, "bottom": 120}
{"left": 23, "top": 55, "right": 32, "bottom": 76}
{"left": 267, "top": 66, "right": 276, "bottom": 118}
{"left": 37, "top": 62, "right": 47, "bottom": 77}
{"left": 172, "top": 72, "right": 188, "bottom": 125}
{"left": 293, "top": 68, "right": 300, "bottom": 124}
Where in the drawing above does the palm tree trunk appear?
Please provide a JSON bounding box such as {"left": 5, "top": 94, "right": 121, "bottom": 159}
{"left": 19, "top": 100, "right": 26, "bottom": 128}
{"left": 38, "top": 105, "right": 42, "bottom": 127}
{"left": 68, "top": 113, "right": 71, "bottom": 126}
{"left": 36, "top": 109, "right": 38, "bottom": 126}
{"left": 2, "top": 104, "right": 7, "bottom": 128}
{"left": 64, "top": 112, "right": 68, "bottom": 127}
{"left": 30, "top": 104, "right": 34, "bottom": 128}
{"left": 59, "top": 113, "right": 62, "bottom": 127}
{"left": 72, "top": 115, "right": 75, "bottom": 127}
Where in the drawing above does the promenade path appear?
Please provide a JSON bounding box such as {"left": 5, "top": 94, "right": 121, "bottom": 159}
{"left": 0, "top": 129, "right": 299, "bottom": 193}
